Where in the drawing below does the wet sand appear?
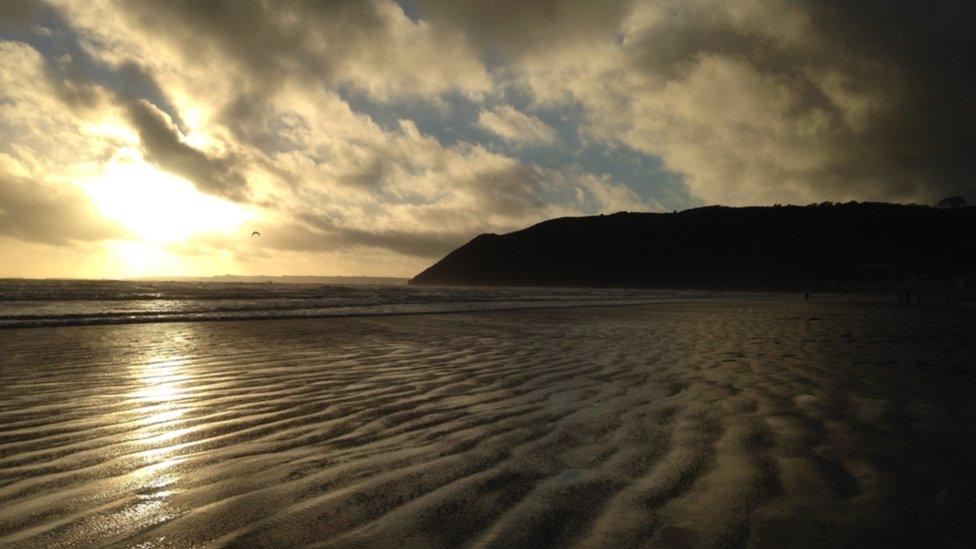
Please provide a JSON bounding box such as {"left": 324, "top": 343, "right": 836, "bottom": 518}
{"left": 1, "top": 298, "right": 974, "bottom": 547}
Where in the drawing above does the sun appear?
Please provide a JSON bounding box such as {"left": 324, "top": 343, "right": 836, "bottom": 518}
{"left": 82, "top": 149, "right": 252, "bottom": 244}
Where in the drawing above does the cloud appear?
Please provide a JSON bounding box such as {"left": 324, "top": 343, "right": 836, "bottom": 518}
{"left": 63, "top": 0, "right": 491, "bottom": 101}
{"left": 45, "top": 2, "right": 656, "bottom": 212}
{"left": 0, "top": 0, "right": 47, "bottom": 25}
{"left": 0, "top": 41, "right": 108, "bottom": 175}
{"left": 0, "top": 41, "right": 123, "bottom": 247}
{"left": 9, "top": 0, "right": 972, "bottom": 278}
{"left": 580, "top": 172, "right": 661, "bottom": 213}
{"left": 416, "top": 0, "right": 976, "bottom": 206}
{"left": 477, "top": 105, "right": 558, "bottom": 146}
{"left": 261, "top": 218, "right": 467, "bottom": 259}
{"left": 329, "top": 225, "right": 465, "bottom": 258}
{"left": 124, "top": 99, "right": 249, "bottom": 201}
{"left": 414, "top": 0, "right": 631, "bottom": 60}
{"left": 0, "top": 171, "right": 123, "bottom": 244}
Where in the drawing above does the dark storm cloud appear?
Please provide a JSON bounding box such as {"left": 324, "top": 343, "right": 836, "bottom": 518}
{"left": 631, "top": 0, "right": 975, "bottom": 202}
{"left": 333, "top": 151, "right": 397, "bottom": 190}
{"left": 413, "top": 0, "right": 630, "bottom": 58}
{"left": 665, "top": 1, "right": 976, "bottom": 203}
{"left": 218, "top": 93, "right": 310, "bottom": 156}
{"left": 118, "top": 0, "right": 492, "bottom": 101}
{"left": 115, "top": 0, "right": 384, "bottom": 92}
{"left": 0, "top": 0, "right": 46, "bottom": 25}
{"left": 46, "top": 52, "right": 103, "bottom": 111}
{"left": 804, "top": 0, "right": 976, "bottom": 201}
{"left": 467, "top": 163, "right": 549, "bottom": 217}
{"left": 113, "top": 61, "right": 188, "bottom": 131}
{"left": 125, "top": 100, "right": 249, "bottom": 201}
{"left": 413, "top": 0, "right": 976, "bottom": 204}
{"left": 0, "top": 171, "right": 123, "bottom": 245}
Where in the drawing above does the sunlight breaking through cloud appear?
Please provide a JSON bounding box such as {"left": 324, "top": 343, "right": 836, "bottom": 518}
{"left": 0, "top": 0, "right": 973, "bottom": 277}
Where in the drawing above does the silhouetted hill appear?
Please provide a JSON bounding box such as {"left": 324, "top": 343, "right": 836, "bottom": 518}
{"left": 410, "top": 203, "right": 976, "bottom": 291}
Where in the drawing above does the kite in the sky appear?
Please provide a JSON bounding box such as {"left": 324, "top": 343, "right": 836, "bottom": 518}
{"left": 251, "top": 231, "right": 261, "bottom": 237}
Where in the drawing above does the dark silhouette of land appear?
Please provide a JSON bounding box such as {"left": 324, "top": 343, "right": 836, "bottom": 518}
{"left": 411, "top": 203, "right": 976, "bottom": 293}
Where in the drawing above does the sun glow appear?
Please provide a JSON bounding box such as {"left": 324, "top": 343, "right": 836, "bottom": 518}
{"left": 104, "top": 241, "right": 188, "bottom": 277}
{"left": 83, "top": 150, "right": 252, "bottom": 244}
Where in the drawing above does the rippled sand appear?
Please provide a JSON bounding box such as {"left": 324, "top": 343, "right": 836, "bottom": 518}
{"left": 1, "top": 299, "right": 975, "bottom": 547}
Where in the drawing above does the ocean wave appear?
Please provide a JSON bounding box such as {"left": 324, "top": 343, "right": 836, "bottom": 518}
{"left": 0, "top": 281, "right": 739, "bottom": 329}
{"left": 0, "top": 299, "right": 667, "bottom": 329}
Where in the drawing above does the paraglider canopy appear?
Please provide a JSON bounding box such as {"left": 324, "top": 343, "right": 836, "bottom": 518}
{"left": 251, "top": 231, "right": 261, "bottom": 237}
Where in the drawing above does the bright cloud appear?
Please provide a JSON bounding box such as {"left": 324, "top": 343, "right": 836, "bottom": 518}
{"left": 477, "top": 105, "right": 558, "bottom": 146}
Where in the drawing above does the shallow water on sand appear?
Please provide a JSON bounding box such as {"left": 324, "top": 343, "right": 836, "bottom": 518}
{"left": 1, "top": 299, "right": 974, "bottom": 547}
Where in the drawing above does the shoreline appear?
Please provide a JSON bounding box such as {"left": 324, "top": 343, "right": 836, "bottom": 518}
{"left": 0, "top": 292, "right": 937, "bottom": 331}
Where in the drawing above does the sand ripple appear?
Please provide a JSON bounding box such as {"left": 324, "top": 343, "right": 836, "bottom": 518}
{"left": 1, "top": 299, "right": 974, "bottom": 547}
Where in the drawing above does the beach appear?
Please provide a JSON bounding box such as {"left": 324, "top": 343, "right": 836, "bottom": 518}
{"left": 1, "top": 298, "right": 974, "bottom": 547}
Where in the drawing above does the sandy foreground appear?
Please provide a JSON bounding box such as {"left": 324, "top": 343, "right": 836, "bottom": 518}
{"left": 0, "top": 298, "right": 974, "bottom": 547}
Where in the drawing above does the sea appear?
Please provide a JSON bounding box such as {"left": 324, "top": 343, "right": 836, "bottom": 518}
{"left": 0, "top": 279, "right": 745, "bottom": 329}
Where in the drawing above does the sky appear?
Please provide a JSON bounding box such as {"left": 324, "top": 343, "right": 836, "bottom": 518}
{"left": 0, "top": 0, "right": 973, "bottom": 278}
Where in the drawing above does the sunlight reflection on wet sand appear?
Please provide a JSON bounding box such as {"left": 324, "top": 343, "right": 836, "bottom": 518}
{"left": 106, "top": 353, "right": 195, "bottom": 540}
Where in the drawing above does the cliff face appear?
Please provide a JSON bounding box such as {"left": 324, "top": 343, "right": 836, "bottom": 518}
{"left": 410, "top": 203, "right": 976, "bottom": 290}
